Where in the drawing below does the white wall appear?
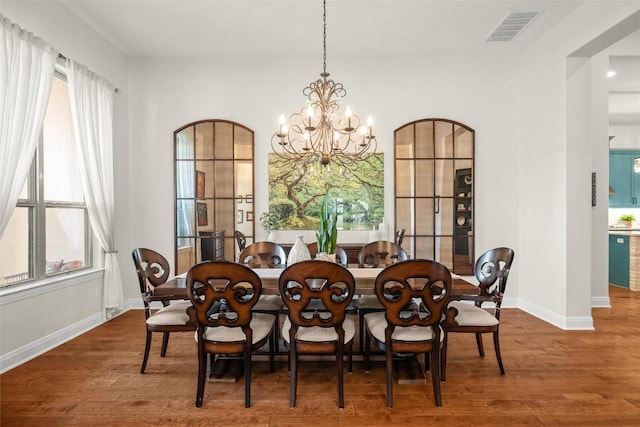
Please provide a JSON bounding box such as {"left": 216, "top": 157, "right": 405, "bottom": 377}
{"left": 0, "top": 1, "right": 130, "bottom": 367}
{"left": 517, "top": 1, "right": 640, "bottom": 328}
{"left": 126, "top": 54, "right": 521, "bottom": 302}
{"left": 610, "top": 126, "right": 640, "bottom": 149}
{"left": 590, "top": 51, "right": 613, "bottom": 307}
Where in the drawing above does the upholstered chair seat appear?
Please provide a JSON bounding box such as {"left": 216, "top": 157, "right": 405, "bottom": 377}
{"left": 146, "top": 301, "right": 193, "bottom": 326}
{"left": 282, "top": 316, "right": 355, "bottom": 343}
{"left": 447, "top": 301, "right": 500, "bottom": 327}
{"left": 364, "top": 311, "right": 444, "bottom": 342}
{"left": 198, "top": 313, "right": 275, "bottom": 343}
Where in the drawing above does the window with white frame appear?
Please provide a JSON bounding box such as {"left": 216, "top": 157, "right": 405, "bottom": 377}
{"left": 0, "top": 73, "right": 92, "bottom": 287}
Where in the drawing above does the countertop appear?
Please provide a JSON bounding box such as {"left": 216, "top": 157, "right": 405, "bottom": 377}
{"left": 609, "top": 228, "right": 640, "bottom": 235}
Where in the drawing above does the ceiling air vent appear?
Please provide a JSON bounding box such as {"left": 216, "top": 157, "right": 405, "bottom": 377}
{"left": 486, "top": 11, "right": 540, "bottom": 42}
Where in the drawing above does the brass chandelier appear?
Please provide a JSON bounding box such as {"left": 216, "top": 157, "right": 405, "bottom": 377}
{"left": 271, "top": 0, "right": 376, "bottom": 166}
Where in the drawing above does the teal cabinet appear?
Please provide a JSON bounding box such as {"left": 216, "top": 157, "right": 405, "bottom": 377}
{"left": 609, "top": 234, "right": 630, "bottom": 288}
{"left": 609, "top": 150, "right": 640, "bottom": 207}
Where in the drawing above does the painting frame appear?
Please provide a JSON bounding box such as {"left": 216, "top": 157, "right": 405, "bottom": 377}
{"left": 197, "top": 202, "right": 208, "bottom": 226}
{"left": 246, "top": 211, "right": 254, "bottom": 221}
{"left": 196, "top": 170, "right": 205, "bottom": 199}
{"left": 236, "top": 209, "right": 244, "bottom": 224}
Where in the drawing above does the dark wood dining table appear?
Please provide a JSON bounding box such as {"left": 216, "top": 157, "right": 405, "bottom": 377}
{"left": 152, "top": 267, "right": 478, "bottom": 300}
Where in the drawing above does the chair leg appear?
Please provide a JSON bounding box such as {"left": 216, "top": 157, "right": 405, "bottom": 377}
{"left": 269, "top": 325, "right": 275, "bottom": 373}
{"left": 358, "top": 312, "right": 365, "bottom": 353}
{"left": 289, "top": 344, "right": 298, "bottom": 408}
{"left": 441, "top": 332, "right": 449, "bottom": 382}
{"left": 272, "top": 310, "right": 280, "bottom": 352}
{"left": 348, "top": 341, "right": 353, "bottom": 374}
{"left": 140, "top": 330, "right": 152, "bottom": 373}
{"left": 430, "top": 349, "right": 442, "bottom": 407}
{"left": 475, "top": 332, "right": 485, "bottom": 357}
{"left": 364, "top": 323, "right": 371, "bottom": 373}
{"left": 160, "top": 332, "right": 170, "bottom": 357}
{"left": 244, "top": 347, "right": 251, "bottom": 408}
{"left": 337, "top": 345, "right": 345, "bottom": 408}
{"left": 385, "top": 344, "right": 394, "bottom": 408}
{"left": 195, "top": 348, "right": 207, "bottom": 407}
{"left": 493, "top": 330, "right": 505, "bottom": 375}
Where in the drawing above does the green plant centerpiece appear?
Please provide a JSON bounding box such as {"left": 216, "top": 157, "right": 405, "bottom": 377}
{"left": 619, "top": 214, "right": 636, "bottom": 227}
{"left": 316, "top": 194, "right": 337, "bottom": 254}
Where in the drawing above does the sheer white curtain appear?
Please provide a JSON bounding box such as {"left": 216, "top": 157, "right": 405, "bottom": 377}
{"left": 0, "top": 15, "right": 58, "bottom": 237}
{"left": 66, "top": 59, "right": 123, "bottom": 319}
{"left": 176, "top": 132, "right": 194, "bottom": 248}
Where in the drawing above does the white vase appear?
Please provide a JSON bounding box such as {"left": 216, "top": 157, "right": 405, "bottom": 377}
{"left": 315, "top": 252, "right": 335, "bottom": 263}
{"left": 369, "top": 228, "right": 381, "bottom": 242}
{"left": 378, "top": 218, "right": 388, "bottom": 241}
{"left": 287, "top": 235, "right": 311, "bottom": 265}
{"left": 267, "top": 231, "right": 275, "bottom": 242}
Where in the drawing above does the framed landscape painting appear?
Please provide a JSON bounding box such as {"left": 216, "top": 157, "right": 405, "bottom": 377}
{"left": 267, "top": 153, "right": 384, "bottom": 230}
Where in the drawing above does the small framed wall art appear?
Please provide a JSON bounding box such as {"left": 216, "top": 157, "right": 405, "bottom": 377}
{"left": 196, "top": 170, "right": 205, "bottom": 199}
{"left": 197, "top": 202, "right": 208, "bottom": 226}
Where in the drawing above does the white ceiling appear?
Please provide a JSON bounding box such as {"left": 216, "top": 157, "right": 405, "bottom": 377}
{"left": 30, "top": 1, "right": 640, "bottom": 123}
{"left": 60, "top": 0, "right": 585, "bottom": 58}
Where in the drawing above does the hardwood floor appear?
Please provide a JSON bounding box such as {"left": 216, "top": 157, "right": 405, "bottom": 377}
{"left": 2, "top": 286, "right": 640, "bottom": 426}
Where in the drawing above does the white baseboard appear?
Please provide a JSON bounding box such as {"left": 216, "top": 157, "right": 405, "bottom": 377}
{"left": 518, "top": 298, "right": 594, "bottom": 330}
{"left": 0, "top": 312, "right": 103, "bottom": 374}
{"left": 591, "top": 295, "right": 611, "bottom": 308}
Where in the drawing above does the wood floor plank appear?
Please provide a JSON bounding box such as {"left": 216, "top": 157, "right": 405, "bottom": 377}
{"left": 2, "top": 285, "right": 640, "bottom": 426}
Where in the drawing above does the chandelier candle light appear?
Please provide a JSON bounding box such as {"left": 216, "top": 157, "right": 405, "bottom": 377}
{"left": 272, "top": 0, "right": 377, "bottom": 166}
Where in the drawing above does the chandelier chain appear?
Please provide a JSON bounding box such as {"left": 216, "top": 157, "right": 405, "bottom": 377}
{"left": 322, "top": 0, "right": 327, "bottom": 76}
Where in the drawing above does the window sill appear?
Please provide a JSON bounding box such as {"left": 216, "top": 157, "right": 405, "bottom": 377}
{"left": 0, "top": 268, "right": 104, "bottom": 305}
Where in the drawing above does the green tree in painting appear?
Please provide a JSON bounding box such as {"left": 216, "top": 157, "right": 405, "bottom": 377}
{"left": 268, "top": 154, "right": 384, "bottom": 230}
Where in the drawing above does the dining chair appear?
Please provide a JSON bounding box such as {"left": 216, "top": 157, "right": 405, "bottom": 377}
{"left": 441, "top": 247, "right": 515, "bottom": 381}
{"left": 278, "top": 260, "right": 356, "bottom": 408}
{"left": 356, "top": 241, "right": 408, "bottom": 352}
{"left": 363, "top": 259, "right": 452, "bottom": 407}
{"left": 357, "top": 240, "right": 408, "bottom": 268}
{"left": 234, "top": 230, "right": 247, "bottom": 253}
{"left": 131, "top": 248, "right": 197, "bottom": 373}
{"left": 238, "top": 241, "right": 287, "bottom": 268}
{"left": 238, "top": 241, "right": 286, "bottom": 347}
{"left": 306, "top": 242, "right": 348, "bottom": 266}
{"left": 186, "top": 261, "right": 276, "bottom": 408}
